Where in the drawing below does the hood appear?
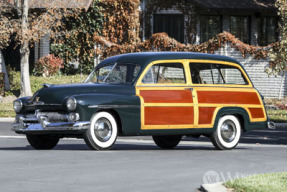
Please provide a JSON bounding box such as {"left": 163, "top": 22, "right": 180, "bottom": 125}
{"left": 31, "top": 83, "right": 135, "bottom": 104}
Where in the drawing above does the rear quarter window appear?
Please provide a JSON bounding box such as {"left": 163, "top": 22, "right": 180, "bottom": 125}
{"left": 190, "top": 63, "right": 248, "bottom": 85}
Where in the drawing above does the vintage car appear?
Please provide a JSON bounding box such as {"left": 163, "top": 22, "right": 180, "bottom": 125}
{"left": 12, "top": 52, "right": 274, "bottom": 150}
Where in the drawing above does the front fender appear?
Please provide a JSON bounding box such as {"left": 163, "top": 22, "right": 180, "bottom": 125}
{"left": 72, "top": 93, "right": 141, "bottom": 135}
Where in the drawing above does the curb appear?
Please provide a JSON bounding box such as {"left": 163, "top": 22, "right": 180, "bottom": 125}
{"left": 200, "top": 182, "right": 229, "bottom": 192}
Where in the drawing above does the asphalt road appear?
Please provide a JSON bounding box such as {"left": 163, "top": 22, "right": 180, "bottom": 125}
{"left": 0, "top": 121, "right": 287, "bottom": 192}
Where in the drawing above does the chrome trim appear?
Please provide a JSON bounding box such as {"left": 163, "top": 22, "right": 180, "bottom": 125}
{"left": 26, "top": 103, "right": 62, "bottom": 107}
{"left": 88, "top": 105, "right": 140, "bottom": 109}
{"left": 13, "top": 100, "right": 23, "bottom": 113}
{"left": 267, "top": 121, "right": 276, "bottom": 130}
{"left": 66, "top": 97, "right": 77, "bottom": 111}
{"left": 42, "top": 83, "right": 52, "bottom": 88}
{"left": 12, "top": 114, "right": 89, "bottom": 133}
{"left": 12, "top": 121, "right": 90, "bottom": 132}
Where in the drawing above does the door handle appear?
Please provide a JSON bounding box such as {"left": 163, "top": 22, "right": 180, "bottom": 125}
{"left": 184, "top": 88, "right": 193, "bottom": 91}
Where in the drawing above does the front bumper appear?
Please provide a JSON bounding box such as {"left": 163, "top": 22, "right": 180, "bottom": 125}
{"left": 12, "top": 115, "right": 90, "bottom": 134}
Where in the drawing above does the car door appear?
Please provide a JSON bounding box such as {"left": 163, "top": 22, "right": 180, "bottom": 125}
{"left": 136, "top": 60, "right": 195, "bottom": 130}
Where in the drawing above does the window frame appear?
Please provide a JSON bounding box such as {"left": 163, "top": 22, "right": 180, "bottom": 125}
{"left": 153, "top": 13, "right": 185, "bottom": 43}
{"left": 189, "top": 61, "right": 251, "bottom": 87}
{"left": 258, "top": 16, "right": 278, "bottom": 46}
{"left": 137, "top": 60, "right": 188, "bottom": 87}
{"left": 229, "top": 15, "right": 251, "bottom": 44}
{"left": 200, "top": 15, "right": 222, "bottom": 43}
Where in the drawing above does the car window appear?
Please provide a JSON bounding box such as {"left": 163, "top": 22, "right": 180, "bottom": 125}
{"left": 190, "top": 63, "right": 248, "bottom": 85}
{"left": 142, "top": 63, "right": 186, "bottom": 84}
{"left": 85, "top": 63, "right": 141, "bottom": 84}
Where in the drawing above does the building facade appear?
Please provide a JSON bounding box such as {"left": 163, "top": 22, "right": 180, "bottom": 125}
{"left": 140, "top": 0, "right": 287, "bottom": 98}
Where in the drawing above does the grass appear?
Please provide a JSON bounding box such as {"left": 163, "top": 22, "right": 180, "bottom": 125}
{"left": 267, "top": 109, "right": 287, "bottom": 123}
{"left": 6, "top": 72, "right": 87, "bottom": 97}
{"left": 225, "top": 172, "right": 287, "bottom": 192}
{"left": 0, "top": 102, "right": 14, "bottom": 117}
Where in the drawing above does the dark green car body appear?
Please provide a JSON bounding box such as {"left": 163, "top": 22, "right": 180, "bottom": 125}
{"left": 12, "top": 52, "right": 272, "bottom": 150}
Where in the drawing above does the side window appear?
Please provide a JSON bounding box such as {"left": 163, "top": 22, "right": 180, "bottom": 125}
{"left": 190, "top": 63, "right": 248, "bottom": 85}
{"left": 97, "top": 64, "right": 114, "bottom": 83}
{"left": 221, "top": 68, "right": 247, "bottom": 85}
{"left": 142, "top": 63, "right": 186, "bottom": 84}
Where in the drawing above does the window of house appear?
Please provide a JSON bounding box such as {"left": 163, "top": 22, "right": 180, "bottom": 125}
{"left": 190, "top": 63, "right": 248, "bottom": 85}
{"left": 142, "top": 63, "right": 186, "bottom": 84}
{"left": 230, "top": 16, "right": 251, "bottom": 44}
{"left": 200, "top": 15, "right": 222, "bottom": 43}
{"left": 258, "top": 17, "right": 278, "bottom": 46}
{"left": 153, "top": 14, "right": 184, "bottom": 43}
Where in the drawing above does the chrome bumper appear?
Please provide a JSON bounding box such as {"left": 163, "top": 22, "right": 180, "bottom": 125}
{"left": 12, "top": 115, "right": 90, "bottom": 133}
{"left": 267, "top": 121, "right": 276, "bottom": 130}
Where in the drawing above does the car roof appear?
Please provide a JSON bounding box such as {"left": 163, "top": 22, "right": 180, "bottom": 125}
{"left": 97, "top": 52, "right": 242, "bottom": 68}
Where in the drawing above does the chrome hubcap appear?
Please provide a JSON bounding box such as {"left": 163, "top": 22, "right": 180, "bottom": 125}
{"left": 94, "top": 118, "right": 112, "bottom": 142}
{"left": 220, "top": 120, "right": 236, "bottom": 142}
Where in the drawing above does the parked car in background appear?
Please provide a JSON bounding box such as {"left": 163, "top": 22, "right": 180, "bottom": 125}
{"left": 12, "top": 52, "right": 273, "bottom": 150}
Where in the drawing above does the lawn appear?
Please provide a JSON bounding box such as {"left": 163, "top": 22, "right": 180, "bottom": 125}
{"left": 225, "top": 172, "right": 287, "bottom": 192}
{"left": 267, "top": 109, "right": 287, "bottom": 123}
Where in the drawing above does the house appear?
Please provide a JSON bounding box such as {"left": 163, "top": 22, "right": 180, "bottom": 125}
{"left": 139, "top": 0, "right": 286, "bottom": 99}
{"left": 141, "top": 0, "right": 278, "bottom": 46}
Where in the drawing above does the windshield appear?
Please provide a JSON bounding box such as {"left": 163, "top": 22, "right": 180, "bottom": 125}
{"left": 85, "top": 63, "right": 141, "bottom": 84}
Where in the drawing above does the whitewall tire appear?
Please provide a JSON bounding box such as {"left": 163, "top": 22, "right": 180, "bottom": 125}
{"left": 210, "top": 115, "right": 241, "bottom": 150}
{"left": 84, "top": 112, "right": 118, "bottom": 150}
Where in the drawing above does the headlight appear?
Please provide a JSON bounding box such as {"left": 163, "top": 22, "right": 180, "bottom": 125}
{"left": 13, "top": 100, "right": 23, "bottom": 113}
{"left": 66, "top": 97, "right": 77, "bottom": 111}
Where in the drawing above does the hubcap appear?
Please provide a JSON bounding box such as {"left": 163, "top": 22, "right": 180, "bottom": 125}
{"left": 220, "top": 120, "right": 236, "bottom": 142}
{"left": 94, "top": 118, "right": 112, "bottom": 142}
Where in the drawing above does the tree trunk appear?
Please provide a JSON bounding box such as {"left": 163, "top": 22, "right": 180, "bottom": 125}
{"left": 0, "top": 50, "right": 11, "bottom": 91}
{"left": 20, "top": 41, "right": 32, "bottom": 97}
{"left": 19, "top": 0, "right": 32, "bottom": 97}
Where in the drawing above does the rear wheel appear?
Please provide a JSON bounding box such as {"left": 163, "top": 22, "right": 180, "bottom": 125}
{"left": 210, "top": 115, "right": 241, "bottom": 150}
{"left": 26, "top": 134, "right": 59, "bottom": 150}
{"left": 84, "top": 112, "right": 118, "bottom": 150}
{"left": 152, "top": 135, "right": 182, "bottom": 149}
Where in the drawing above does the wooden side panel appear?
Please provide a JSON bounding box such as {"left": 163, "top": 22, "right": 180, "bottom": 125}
{"left": 145, "top": 107, "right": 194, "bottom": 125}
{"left": 197, "top": 91, "right": 261, "bottom": 105}
{"left": 140, "top": 90, "right": 193, "bottom": 103}
{"left": 249, "top": 108, "right": 265, "bottom": 119}
{"left": 198, "top": 107, "right": 216, "bottom": 124}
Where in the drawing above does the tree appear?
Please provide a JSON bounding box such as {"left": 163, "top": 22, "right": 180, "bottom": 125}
{"left": 51, "top": 0, "right": 104, "bottom": 74}
{"left": 267, "top": 0, "right": 287, "bottom": 75}
{"left": 0, "top": 0, "right": 86, "bottom": 96}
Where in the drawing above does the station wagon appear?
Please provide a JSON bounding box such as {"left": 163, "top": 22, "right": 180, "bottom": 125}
{"left": 12, "top": 52, "right": 274, "bottom": 150}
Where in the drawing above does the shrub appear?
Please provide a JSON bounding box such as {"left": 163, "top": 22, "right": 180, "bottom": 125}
{"left": 34, "top": 54, "right": 64, "bottom": 77}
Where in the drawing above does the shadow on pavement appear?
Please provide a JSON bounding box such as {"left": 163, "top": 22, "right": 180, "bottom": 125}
{"left": 191, "top": 127, "right": 287, "bottom": 145}
{"left": 240, "top": 127, "right": 287, "bottom": 145}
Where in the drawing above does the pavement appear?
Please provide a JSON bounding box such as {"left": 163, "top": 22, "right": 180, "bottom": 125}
{"left": 0, "top": 119, "right": 287, "bottom": 192}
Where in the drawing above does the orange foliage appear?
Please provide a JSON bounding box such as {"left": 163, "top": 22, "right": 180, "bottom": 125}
{"left": 94, "top": 31, "right": 277, "bottom": 61}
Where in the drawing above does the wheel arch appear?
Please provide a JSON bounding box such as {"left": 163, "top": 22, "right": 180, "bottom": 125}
{"left": 96, "top": 109, "right": 123, "bottom": 134}
{"left": 213, "top": 107, "right": 251, "bottom": 131}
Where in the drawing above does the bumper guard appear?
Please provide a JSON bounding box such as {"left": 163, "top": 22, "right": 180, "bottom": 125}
{"left": 12, "top": 115, "right": 90, "bottom": 133}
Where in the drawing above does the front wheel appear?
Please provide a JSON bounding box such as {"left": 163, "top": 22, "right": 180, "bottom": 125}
{"left": 152, "top": 135, "right": 182, "bottom": 149}
{"left": 26, "top": 134, "right": 59, "bottom": 150}
{"left": 210, "top": 115, "right": 241, "bottom": 150}
{"left": 84, "top": 112, "right": 118, "bottom": 150}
